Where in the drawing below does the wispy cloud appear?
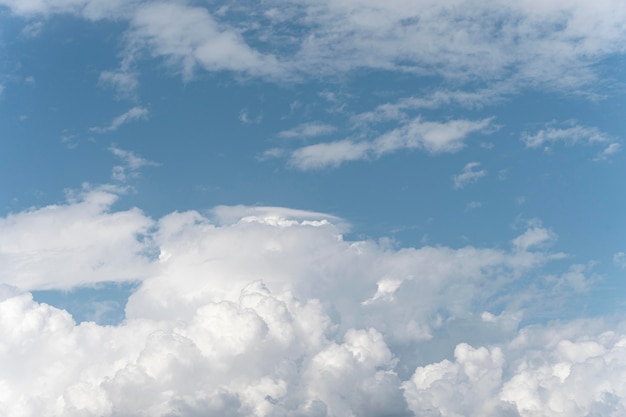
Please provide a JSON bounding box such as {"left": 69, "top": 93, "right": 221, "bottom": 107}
{"left": 287, "top": 117, "right": 493, "bottom": 170}
{"left": 110, "top": 146, "right": 159, "bottom": 182}
{"left": 278, "top": 122, "right": 336, "bottom": 139}
{"left": 90, "top": 106, "right": 149, "bottom": 133}
{"left": 99, "top": 71, "right": 139, "bottom": 98}
{"left": 522, "top": 122, "right": 621, "bottom": 160}
{"left": 453, "top": 162, "right": 487, "bottom": 189}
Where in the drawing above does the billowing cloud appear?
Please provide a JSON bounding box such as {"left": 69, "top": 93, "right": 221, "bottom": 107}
{"left": 287, "top": 117, "right": 493, "bottom": 170}
{"left": 0, "top": 190, "right": 623, "bottom": 416}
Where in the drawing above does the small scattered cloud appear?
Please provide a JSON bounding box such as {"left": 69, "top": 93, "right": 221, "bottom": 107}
{"left": 614, "top": 252, "right": 626, "bottom": 269}
{"left": 465, "top": 201, "right": 485, "bottom": 211}
{"left": 453, "top": 162, "right": 487, "bottom": 189}
{"left": 594, "top": 142, "right": 622, "bottom": 161}
{"left": 110, "top": 146, "right": 159, "bottom": 182}
{"left": 99, "top": 70, "right": 139, "bottom": 98}
{"left": 289, "top": 140, "right": 370, "bottom": 170}
{"left": 285, "top": 117, "right": 493, "bottom": 170}
{"left": 512, "top": 225, "right": 557, "bottom": 252}
{"left": 278, "top": 122, "right": 336, "bottom": 139}
{"left": 522, "top": 122, "right": 620, "bottom": 160}
{"left": 257, "top": 147, "right": 286, "bottom": 161}
{"left": 239, "top": 109, "right": 262, "bottom": 124}
{"left": 90, "top": 106, "right": 149, "bottom": 133}
{"left": 20, "top": 21, "right": 44, "bottom": 38}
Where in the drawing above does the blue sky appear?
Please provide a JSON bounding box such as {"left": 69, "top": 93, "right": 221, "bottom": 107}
{"left": 1, "top": 1, "right": 626, "bottom": 416}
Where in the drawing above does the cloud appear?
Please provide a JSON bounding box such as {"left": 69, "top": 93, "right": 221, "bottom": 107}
{"left": 453, "top": 162, "right": 487, "bottom": 189}
{"left": 129, "top": 2, "right": 282, "bottom": 80}
{"left": 3, "top": 0, "right": 625, "bottom": 90}
{"left": 289, "top": 140, "right": 370, "bottom": 170}
{"left": 278, "top": 122, "right": 337, "bottom": 139}
{"left": 0, "top": 188, "right": 623, "bottom": 416}
{"left": 90, "top": 106, "right": 149, "bottom": 133}
{"left": 98, "top": 70, "right": 139, "bottom": 97}
{"left": 522, "top": 123, "right": 620, "bottom": 159}
{"left": 287, "top": 117, "right": 493, "bottom": 170}
{"left": 614, "top": 252, "right": 626, "bottom": 269}
{"left": 0, "top": 186, "right": 154, "bottom": 290}
{"left": 512, "top": 224, "right": 557, "bottom": 252}
{"left": 594, "top": 142, "right": 622, "bottom": 161}
{"left": 110, "top": 146, "right": 159, "bottom": 182}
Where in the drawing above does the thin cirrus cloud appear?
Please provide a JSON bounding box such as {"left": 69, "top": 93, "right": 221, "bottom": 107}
{"left": 0, "top": 184, "right": 624, "bottom": 416}
{"left": 453, "top": 162, "right": 487, "bottom": 189}
{"left": 110, "top": 146, "right": 159, "bottom": 182}
{"left": 522, "top": 122, "right": 621, "bottom": 160}
{"left": 287, "top": 117, "right": 493, "bottom": 170}
{"left": 277, "top": 122, "right": 337, "bottom": 139}
{"left": 89, "top": 106, "right": 149, "bottom": 133}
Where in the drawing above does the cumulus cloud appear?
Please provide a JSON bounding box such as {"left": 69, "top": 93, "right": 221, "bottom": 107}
{"left": 287, "top": 117, "right": 493, "bottom": 170}
{"left": 90, "top": 106, "right": 149, "bottom": 133}
{"left": 0, "top": 189, "right": 624, "bottom": 416}
{"left": 453, "top": 162, "right": 487, "bottom": 189}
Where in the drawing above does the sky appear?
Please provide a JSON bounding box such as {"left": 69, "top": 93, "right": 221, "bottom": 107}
{"left": 0, "top": 0, "right": 625, "bottom": 416}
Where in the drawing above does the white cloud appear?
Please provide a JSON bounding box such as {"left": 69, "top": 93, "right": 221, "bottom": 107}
{"left": 614, "top": 252, "right": 626, "bottom": 269}
{"left": 594, "top": 142, "right": 622, "bottom": 161}
{"left": 522, "top": 124, "right": 612, "bottom": 147}
{"left": 20, "top": 21, "right": 44, "bottom": 38}
{"left": 0, "top": 186, "right": 154, "bottom": 290}
{"left": 3, "top": 0, "right": 625, "bottom": 90}
{"left": 522, "top": 123, "right": 620, "bottom": 159}
{"left": 0, "top": 190, "right": 622, "bottom": 416}
{"left": 289, "top": 140, "right": 370, "bottom": 170}
{"left": 90, "top": 106, "right": 149, "bottom": 133}
{"left": 278, "top": 122, "right": 337, "bottom": 139}
{"left": 129, "top": 2, "right": 282, "bottom": 80}
{"left": 453, "top": 162, "right": 487, "bottom": 189}
{"left": 98, "top": 70, "right": 139, "bottom": 97}
{"left": 512, "top": 225, "right": 557, "bottom": 252}
{"left": 465, "top": 201, "right": 485, "bottom": 211}
{"left": 287, "top": 117, "right": 493, "bottom": 170}
{"left": 109, "top": 146, "right": 159, "bottom": 182}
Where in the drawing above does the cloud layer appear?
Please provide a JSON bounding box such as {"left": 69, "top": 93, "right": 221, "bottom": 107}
{"left": 0, "top": 187, "right": 623, "bottom": 416}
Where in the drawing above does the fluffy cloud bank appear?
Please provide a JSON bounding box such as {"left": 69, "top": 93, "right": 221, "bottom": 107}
{"left": 1, "top": 187, "right": 624, "bottom": 416}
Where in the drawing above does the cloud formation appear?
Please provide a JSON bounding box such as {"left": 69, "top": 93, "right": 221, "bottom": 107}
{"left": 453, "top": 162, "right": 487, "bottom": 189}
{"left": 90, "top": 106, "right": 149, "bottom": 133}
{"left": 3, "top": 0, "right": 626, "bottom": 89}
{"left": 1, "top": 185, "right": 621, "bottom": 416}
{"left": 287, "top": 117, "right": 493, "bottom": 170}
{"left": 522, "top": 122, "right": 621, "bottom": 160}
